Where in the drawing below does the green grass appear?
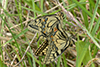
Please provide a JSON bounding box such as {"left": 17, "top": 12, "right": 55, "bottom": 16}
{"left": 0, "top": 0, "right": 100, "bottom": 67}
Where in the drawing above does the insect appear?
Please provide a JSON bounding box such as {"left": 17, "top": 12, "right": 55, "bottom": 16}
{"left": 35, "top": 24, "right": 75, "bottom": 64}
{"left": 28, "top": 12, "right": 75, "bottom": 64}
{"left": 28, "top": 12, "right": 64, "bottom": 40}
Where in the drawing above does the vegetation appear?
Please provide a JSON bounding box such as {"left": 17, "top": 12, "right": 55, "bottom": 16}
{"left": 0, "top": 0, "right": 100, "bottom": 67}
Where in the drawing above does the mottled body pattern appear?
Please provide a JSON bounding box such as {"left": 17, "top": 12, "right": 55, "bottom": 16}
{"left": 28, "top": 12, "right": 64, "bottom": 39}
{"left": 28, "top": 12, "right": 75, "bottom": 64}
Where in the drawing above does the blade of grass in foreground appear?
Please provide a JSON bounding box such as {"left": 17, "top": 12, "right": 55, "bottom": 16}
{"left": 62, "top": 53, "right": 68, "bottom": 67}
{"left": 0, "top": 58, "right": 7, "bottom": 67}
{"left": 32, "top": 0, "right": 36, "bottom": 18}
{"left": 89, "top": 0, "right": 99, "bottom": 32}
{"left": 57, "top": 56, "right": 61, "bottom": 67}
{"left": 30, "top": 47, "right": 36, "bottom": 67}
{"left": 76, "top": 41, "right": 89, "bottom": 67}
{"left": 91, "top": 17, "right": 100, "bottom": 36}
